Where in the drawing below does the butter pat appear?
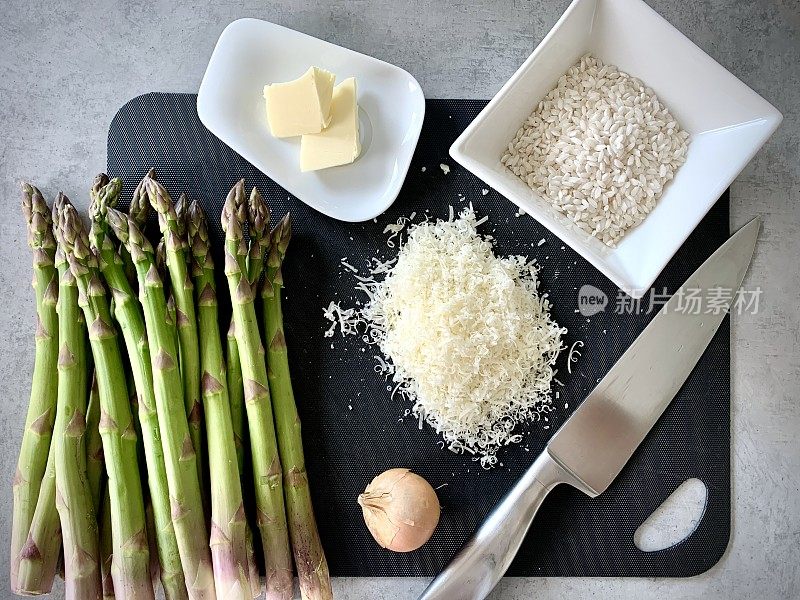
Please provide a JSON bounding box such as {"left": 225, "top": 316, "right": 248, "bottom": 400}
{"left": 264, "top": 67, "right": 336, "bottom": 138}
{"left": 300, "top": 78, "right": 361, "bottom": 172}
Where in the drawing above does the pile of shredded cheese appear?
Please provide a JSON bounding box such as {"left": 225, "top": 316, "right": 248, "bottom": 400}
{"left": 326, "top": 207, "right": 566, "bottom": 467}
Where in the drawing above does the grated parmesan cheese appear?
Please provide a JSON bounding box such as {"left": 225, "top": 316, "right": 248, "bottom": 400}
{"left": 325, "top": 207, "right": 566, "bottom": 465}
{"left": 322, "top": 301, "right": 359, "bottom": 338}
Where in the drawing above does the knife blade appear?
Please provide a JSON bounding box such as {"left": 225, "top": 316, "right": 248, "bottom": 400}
{"left": 418, "top": 218, "right": 760, "bottom": 600}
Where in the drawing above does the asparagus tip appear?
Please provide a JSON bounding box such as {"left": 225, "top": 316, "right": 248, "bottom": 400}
{"left": 130, "top": 171, "right": 154, "bottom": 227}
{"left": 221, "top": 180, "right": 247, "bottom": 240}
{"left": 92, "top": 173, "right": 110, "bottom": 194}
{"left": 247, "top": 187, "right": 270, "bottom": 242}
{"left": 273, "top": 213, "right": 292, "bottom": 251}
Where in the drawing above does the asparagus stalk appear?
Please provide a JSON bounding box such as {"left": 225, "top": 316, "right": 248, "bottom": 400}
{"left": 166, "top": 295, "right": 181, "bottom": 356}
{"left": 85, "top": 373, "right": 105, "bottom": 515}
{"left": 92, "top": 173, "right": 136, "bottom": 288}
{"left": 241, "top": 190, "right": 273, "bottom": 600}
{"left": 244, "top": 532, "right": 261, "bottom": 599}
{"left": 144, "top": 178, "right": 205, "bottom": 505}
{"left": 15, "top": 442, "right": 62, "bottom": 595}
{"left": 12, "top": 183, "right": 62, "bottom": 595}
{"left": 159, "top": 245, "right": 182, "bottom": 375}
{"left": 156, "top": 239, "right": 167, "bottom": 278}
{"left": 225, "top": 319, "right": 259, "bottom": 599}
{"left": 123, "top": 348, "right": 156, "bottom": 587}
{"left": 230, "top": 187, "right": 270, "bottom": 468}
{"left": 226, "top": 321, "right": 246, "bottom": 474}
{"left": 99, "top": 485, "right": 115, "bottom": 600}
{"left": 262, "top": 214, "right": 332, "bottom": 600}
{"left": 125, "top": 169, "right": 151, "bottom": 287}
{"left": 52, "top": 194, "right": 103, "bottom": 599}
{"left": 222, "top": 180, "right": 293, "bottom": 600}
{"left": 106, "top": 207, "right": 216, "bottom": 600}
{"left": 143, "top": 501, "right": 161, "bottom": 589}
{"left": 90, "top": 178, "right": 188, "bottom": 600}
{"left": 221, "top": 188, "right": 269, "bottom": 483}
{"left": 187, "top": 200, "right": 253, "bottom": 599}
{"left": 84, "top": 179, "right": 111, "bottom": 523}
{"left": 156, "top": 240, "right": 182, "bottom": 357}
{"left": 58, "top": 201, "right": 154, "bottom": 600}
{"left": 229, "top": 189, "right": 271, "bottom": 596}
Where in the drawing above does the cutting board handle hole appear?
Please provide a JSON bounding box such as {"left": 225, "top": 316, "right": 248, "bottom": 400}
{"left": 634, "top": 478, "right": 708, "bottom": 552}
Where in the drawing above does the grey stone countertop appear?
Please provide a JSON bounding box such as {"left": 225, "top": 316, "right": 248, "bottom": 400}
{"left": 0, "top": 1, "right": 797, "bottom": 598}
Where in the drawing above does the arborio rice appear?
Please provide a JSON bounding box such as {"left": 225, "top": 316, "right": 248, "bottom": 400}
{"left": 501, "top": 54, "right": 689, "bottom": 247}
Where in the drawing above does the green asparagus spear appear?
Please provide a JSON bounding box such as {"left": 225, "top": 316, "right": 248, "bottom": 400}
{"left": 99, "top": 485, "right": 115, "bottom": 600}
{"left": 85, "top": 373, "right": 105, "bottom": 515}
{"left": 155, "top": 239, "right": 170, "bottom": 307}
{"left": 187, "top": 200, "right": 253, "bottom": 598}
{"left": 143, "top": 501, "right": 160, "bottom": 590}
{"left": 52, "top": 194, "right": 103, "bottom": 599}
{"left": 15, "top": 442, "right": 62, "bottom": 595}
{"left": 229, "top": 187, "right": 270, "bottom": 474}
{"left": 59, "top": 201, "right": 154, "bottom": 600}
{"left": 241, "top": 189, "right": 273, "bottom": 600}
{"left": 12, "top": 183, "right": 61, "bottom": 595}
{"left": 221, "top": 187, "right": 269, "bottom": 484}
{"left": 129, "top": 170, "right": 154, "bottom": 231}
{"left": 90, "top": 178, "right": 188, "bottom": 600}
{"left": 234, "top": 186, "right": 271, "bottom": 515}
{"left": 175, "top": 193, "right": 189, "bottom": 237}
{"left": 159, "top": 242, "right": 182, "bottom": 379}
{"left": 106, "top": 207, "right": 216, "bottom": 600}
{"left": 125, "top": 170, "right": 151, "bottom": 287}
{"left": 246, "top": 187, "right": 271, "bottom": 286}
{"left": 225, "top": 320, "right": 259, "bottom": 598}
{"left": 263, "top": 214, "right": 331, "bottom": 600}
{"left": 155, "top": 238, "right": 182, "bottom": 357}
{"left": 91, "top": 173, "right": 136, "bottom": 288}
{"left": 222, "top": 180, "right": 293, "bottom": 600}
{"left": 226, "top": 320, "right": 246, "bottom": 474}
{"left": 245, "top": 531, "right": 261, "bottom": 599}
{"left": 144, "top": 178, "right": 206, "bottom": 508}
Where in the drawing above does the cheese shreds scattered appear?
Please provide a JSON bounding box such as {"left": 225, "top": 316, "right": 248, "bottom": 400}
{"left": 340, "top": 260, "right": 359, "bottom": 273}
{"left": 382, "top": 212, "right": 420, "bottom": 248}
{"left": 382, "top": 215, "right": 412, "bottom": 248}
{"left": 325, "top": 207, "right": 566, "bottom": 465}
{"left": 567, "top": 340, "right": 584, "bottom": 374}
{"left": 323, "top": 301, "right": 359, "bottom": 338}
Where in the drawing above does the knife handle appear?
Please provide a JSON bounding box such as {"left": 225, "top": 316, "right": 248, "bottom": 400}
{"left": 417, "top": 450, "right": 567, "bottom": 600}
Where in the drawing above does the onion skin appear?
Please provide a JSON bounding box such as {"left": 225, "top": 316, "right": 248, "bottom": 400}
{"left": 357, "top": 468, "right": 441, "bottom": 552}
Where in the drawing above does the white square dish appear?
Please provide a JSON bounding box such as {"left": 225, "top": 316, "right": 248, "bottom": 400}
{"left": 449, "top": 0, "right": 781, "bottom": 298}
{"left": 198, "top": 18, "right": 425, "bottom": 222}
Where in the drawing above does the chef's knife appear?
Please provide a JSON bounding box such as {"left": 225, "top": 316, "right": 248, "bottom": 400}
{"left": 418, "top": 218, "right": 760, "bottom": 600}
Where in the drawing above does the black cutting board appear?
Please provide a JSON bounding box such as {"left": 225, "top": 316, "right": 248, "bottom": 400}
{"left": 107, "top": 93, "right": 730, "bottom": 578}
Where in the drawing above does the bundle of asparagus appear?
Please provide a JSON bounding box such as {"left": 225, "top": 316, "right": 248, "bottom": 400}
{"left": 10, "top": 175, "right": 331, "bottom": 600}
{"left": 12, "top": 184, "right": 61, "bottom": 596}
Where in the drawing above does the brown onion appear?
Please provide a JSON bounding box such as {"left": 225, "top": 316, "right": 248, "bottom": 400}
{"left": 357, "top": 468, "right": 441, "bottom": 552}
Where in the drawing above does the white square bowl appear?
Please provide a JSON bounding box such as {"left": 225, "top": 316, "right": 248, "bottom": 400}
{"left": 198, "top": 18, "right": 425, "bottom": 222}
{"left": 450, "top": 0, "right": 781, "bottom": 298}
